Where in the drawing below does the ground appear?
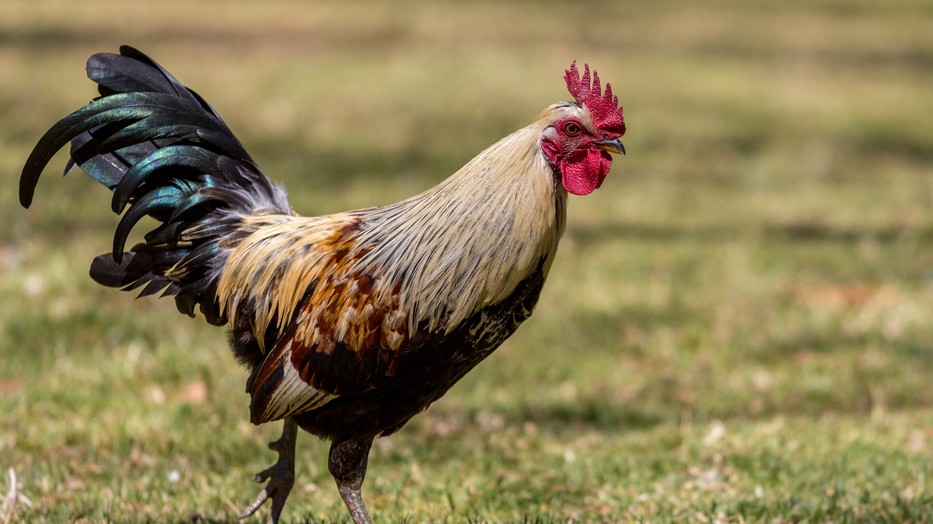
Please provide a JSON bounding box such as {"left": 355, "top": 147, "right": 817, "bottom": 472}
{"left": 1, "top": 0, "right": 931, "bottom": 521}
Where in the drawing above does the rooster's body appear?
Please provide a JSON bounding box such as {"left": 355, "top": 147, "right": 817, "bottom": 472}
{"left": 20, "top": 47, "right": 625, "bottom": 523}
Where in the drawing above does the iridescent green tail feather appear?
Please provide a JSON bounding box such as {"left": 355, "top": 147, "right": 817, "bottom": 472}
{"left": 19, "top": 45, "right": 290, "bottom": 325}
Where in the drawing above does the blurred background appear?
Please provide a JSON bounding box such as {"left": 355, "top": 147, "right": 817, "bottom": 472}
{"left": 1, "top": 0, "right": 931, "bottom": 521}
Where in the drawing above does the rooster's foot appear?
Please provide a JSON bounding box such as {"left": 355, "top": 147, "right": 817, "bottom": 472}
{"left": 238, "top": 417, "right": 298, "bottom": 523}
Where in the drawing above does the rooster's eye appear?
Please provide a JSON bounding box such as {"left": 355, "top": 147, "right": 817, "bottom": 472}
{"left": 562, "top": 122, "right": 581, "bottom": 137}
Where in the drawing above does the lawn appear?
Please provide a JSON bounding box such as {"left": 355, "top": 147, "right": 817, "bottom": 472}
{"left": 1, "top": 0, "right": 931, "bottom": 522}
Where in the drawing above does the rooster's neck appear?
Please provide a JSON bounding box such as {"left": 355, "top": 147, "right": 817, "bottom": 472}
{"left": 358, "top": 122, "right": 567, "bottom": 334}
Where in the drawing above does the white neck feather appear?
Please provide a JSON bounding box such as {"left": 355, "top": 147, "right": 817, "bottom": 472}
{"left": 358, "top": 122, "right": 567, "bottom": 333}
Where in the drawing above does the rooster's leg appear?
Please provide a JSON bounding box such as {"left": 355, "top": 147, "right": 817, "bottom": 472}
{"left": 238, "top": 417, "right": 297, "bottom": 523}
{"left": 329, "top": 436, "right": 375, "bottom": 524}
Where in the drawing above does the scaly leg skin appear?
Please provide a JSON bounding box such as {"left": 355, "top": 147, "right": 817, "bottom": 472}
{"left": 239, "top": 417, "right": 298, "bottom": 523}
{"left": 329, "top": 437, "right": 375, "bottom": 524}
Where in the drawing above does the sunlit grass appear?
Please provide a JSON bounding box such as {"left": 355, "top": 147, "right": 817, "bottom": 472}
{"left": 2, "top": 0, "right": 932, "bottom": 521}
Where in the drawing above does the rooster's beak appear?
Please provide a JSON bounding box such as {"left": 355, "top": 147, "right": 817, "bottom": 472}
{"left": 594, "top": 138, "right": 625, "bottom": 155}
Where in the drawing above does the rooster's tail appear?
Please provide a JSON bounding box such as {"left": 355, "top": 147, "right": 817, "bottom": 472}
{"left": 19, "top": 45, "right": 289, "bottom": 325}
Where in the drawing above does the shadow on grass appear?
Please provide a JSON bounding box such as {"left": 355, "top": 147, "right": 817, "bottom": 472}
{"left": 520, "top": 397, "right": 665, "bottom": 433}
{"left": 568, "top": 220, "right": 927, "bottom": 246}
{"left": 471, "top": 394, "right": 933, "bottom": 440}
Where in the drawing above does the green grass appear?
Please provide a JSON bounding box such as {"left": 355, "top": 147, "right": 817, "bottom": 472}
{"left": 2, "top": 0, "right": 932, "bottom": 521}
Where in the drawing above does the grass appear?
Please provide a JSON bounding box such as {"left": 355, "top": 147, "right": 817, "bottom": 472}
{"left": 1, "top": 0, "right": 932, "bottom": 521}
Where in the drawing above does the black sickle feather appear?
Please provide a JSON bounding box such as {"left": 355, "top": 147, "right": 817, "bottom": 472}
{"left": 20, "top": 45, "right": 291, "bottom": 325}
{"left": 89, "top": 48, "right": 191, "bottom": 100}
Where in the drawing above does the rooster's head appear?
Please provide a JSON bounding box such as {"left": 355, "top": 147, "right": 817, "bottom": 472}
{"left": 539, "top": 61, "right": 626, "bottom": 196}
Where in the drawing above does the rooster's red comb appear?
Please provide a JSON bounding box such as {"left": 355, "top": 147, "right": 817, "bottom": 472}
{"left": 564, "top": 61, "right": 625, "bottom": 137}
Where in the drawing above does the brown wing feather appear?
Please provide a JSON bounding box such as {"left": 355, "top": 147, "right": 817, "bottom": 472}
{"left": 247, "top": 338, "right": 336, "bottom": 423}
{"left": 247, "top": 268, "right": 409, "bottom": 423}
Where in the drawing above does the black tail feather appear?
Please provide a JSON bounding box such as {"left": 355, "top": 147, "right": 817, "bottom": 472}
{"left": 21, "top": 45, "right": 291, "bottom": 325}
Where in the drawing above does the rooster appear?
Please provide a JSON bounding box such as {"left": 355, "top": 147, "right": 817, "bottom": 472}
{"left": 20, "top": 46, "right": 625, "bottom": 523}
